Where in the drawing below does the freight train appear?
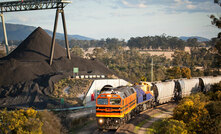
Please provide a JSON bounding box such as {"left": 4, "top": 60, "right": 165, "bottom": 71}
{"left": 96, "top": 76, "right": 221, "bottom": 130}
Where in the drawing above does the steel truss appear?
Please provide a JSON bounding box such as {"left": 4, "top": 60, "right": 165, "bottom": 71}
{"left": 0, "top": 0, "right": 70, "bottom": 12}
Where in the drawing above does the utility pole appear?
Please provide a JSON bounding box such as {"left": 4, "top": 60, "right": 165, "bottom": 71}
{"left": 151, "top": 58, "right": 154, "bottom": 82}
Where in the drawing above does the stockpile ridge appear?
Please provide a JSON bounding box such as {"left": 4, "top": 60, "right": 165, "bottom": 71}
{"left": 0, "top": 27, "right": 115, "bottom": 109}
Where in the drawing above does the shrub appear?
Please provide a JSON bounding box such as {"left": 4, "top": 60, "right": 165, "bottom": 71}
{"left": 173, "top": 93, "right": 210, "bottom": 133}
{"left": 152, "top": 119, "right": 187, "bottom": 134}
{"left": 206, "top": 81, "right": 221, "bottom": 101}
{"left": 211, "top": 81, "right": 221, "bottom": 93}
{"left": 0, "top": 108, "right": 43, "bottom": 134}
{"left": 205, "top": 101, "right": 221, "bottom": 134}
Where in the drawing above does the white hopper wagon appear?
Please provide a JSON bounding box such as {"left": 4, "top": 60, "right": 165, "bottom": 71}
{"left": 199, "top": 76, "right": 221, "bottom": 92}
{"left": 176, "top": 78, "right": 199, "bottom": 98}
{"left": 152, "top": 81, "right": 175, "bottom": 104}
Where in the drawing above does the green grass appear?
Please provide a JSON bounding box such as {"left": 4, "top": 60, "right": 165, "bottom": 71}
{"left": 134, "top": 118, "right": 151, "bottom": 133}
{"left": 133, "top": 107, "right": 175, "bottom": 133}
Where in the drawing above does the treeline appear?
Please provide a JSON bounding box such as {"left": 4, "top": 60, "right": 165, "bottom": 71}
{"left": 172, "top": 48, "right": 221, "bottom": 76}
{"left": 71, "top": 45, "right": 220, "bottom": 82}
{"left": 56, "top": 35, "right": 211, "bottom": 50}
{"left": 6, "top": 34, "right": 212, "bottom": 50}
{"left": 56, "top": 38, "right": 126, "bottom": 50}
{"left": 85, "top": 46, "right": 170, "bottom": 82}
{"left": 127, "top": 35, "right": 186, "bottom": 50}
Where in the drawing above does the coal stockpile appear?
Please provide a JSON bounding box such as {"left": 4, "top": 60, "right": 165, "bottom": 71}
{"left": 0, "top": 27, "right": 115, "bottom": 109}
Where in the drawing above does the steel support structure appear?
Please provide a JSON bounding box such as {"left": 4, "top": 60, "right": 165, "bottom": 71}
{"left": 0, "top": 0, "right": 71, "bottom": 64}
{"left": 49, "top": 7, "right": 71, "bottom": 65}
{"left": 0, "top": 12, "right": 9, "bottom": 55}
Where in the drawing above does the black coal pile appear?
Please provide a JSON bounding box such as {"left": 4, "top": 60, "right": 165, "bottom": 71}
{"left": 0, "top": 27, "right": 115, "bottom": 109}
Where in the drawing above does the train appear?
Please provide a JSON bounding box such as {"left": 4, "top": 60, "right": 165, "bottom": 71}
{"left": 95, "top": 76, "right": 221, "bottom": 130}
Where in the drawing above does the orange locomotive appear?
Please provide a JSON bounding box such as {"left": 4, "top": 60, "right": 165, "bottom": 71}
{"left": 96, "top": 86, "right": 137, "bottom": 129}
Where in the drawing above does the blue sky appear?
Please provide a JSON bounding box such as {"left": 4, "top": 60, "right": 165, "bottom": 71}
{"left": 3, "top": 0, "right": 221, "bottom": 40}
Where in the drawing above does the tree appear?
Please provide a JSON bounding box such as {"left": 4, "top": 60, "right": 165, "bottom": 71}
{"left": 0, "top": 108, "right": 43, "bottom": 134}
{"left": 205, "top": 101, "right": 221, "bottom": 134}
{"left": 211, "top": 0, "right": 221, "bottom": 74}
{"left": 187, "top": 38, "right": 199, "bottom": 47}
{"left": 71, "top": 46, "right": 84, "bottom": 57}
{"left": 172, "top": 51, "right": 191, "bottom": 67}
{"left": 166, "top": 66, "right": 182, "bottom": 79}
{"left": 152, "top": 119, "right": 187, "bottom": 134}
{"left": 181, "top": 67, "right": 191, "bottom": 79}
{"left": 173, "top": 93, "right": 210, "bottom": 134}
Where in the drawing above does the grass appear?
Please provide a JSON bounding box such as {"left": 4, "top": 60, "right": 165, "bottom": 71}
{"left": 133, "top": 107, "right": 175, "bottom": 133}
{"left": 134, "top": 118, "right": 151, "bottom": 133}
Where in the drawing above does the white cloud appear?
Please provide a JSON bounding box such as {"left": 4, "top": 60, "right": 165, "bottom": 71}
{"left": 174, "top": 0, "right": 182, "bottom": 4}
{"left": 186, "top": 4, "right": 196, "bottom": 9}
{"left": 121, "top": 0, "right": 147, "bottom": 8}
{"left": 138, "top": 3, "right": 147, "bottom": 8}
{"left": 17, "top": 16, "right": 29, "bottom": 23}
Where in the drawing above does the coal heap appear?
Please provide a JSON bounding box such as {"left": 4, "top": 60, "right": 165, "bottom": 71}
{"left": 0, "top": 27, "right": 115, "bottom": 109}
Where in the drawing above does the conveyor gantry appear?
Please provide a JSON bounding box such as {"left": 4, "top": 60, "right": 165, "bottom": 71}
{"left": 0, "top": 0, "right": 70, "bottom": 12}
{"left": 0, "top": 0, "right": 72, "bottom": 65}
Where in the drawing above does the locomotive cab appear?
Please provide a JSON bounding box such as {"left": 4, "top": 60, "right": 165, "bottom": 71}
{"left": 96, "top": 87, "right": 137, "bottom": 129}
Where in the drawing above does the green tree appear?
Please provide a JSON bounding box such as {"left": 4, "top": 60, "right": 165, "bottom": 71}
{"left": 71, "top": 46, "right": 84, "bottom": 57}
{"left": 0, "top": 108, "right": 43, "bottom": 134}
{"left": 187, "top": 38, "right": 199, "bottom": 47}
{"left": 172, "top": 51, "right": 191, "bottom": 67}
{"left": 173, "top": 93, "right": 211, "bottom": 134}
{"left": 152, "top": 119, "right": 187, "bottom": 134}
{"left": 211, "top": 0, "right": 221, "bottom": 74}
{"left": 181, "top": 67, "right": 191, "bottom": 79}
{"left": 166, "top": 66, "right": 182, "bottom": 79}
{"left": 205, "top": 101, "right": 221, "bottom": 134}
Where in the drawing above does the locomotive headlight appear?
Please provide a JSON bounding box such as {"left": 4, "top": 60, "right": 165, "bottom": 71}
{"left": 115, "top": 119, "right": 119, "bottom": 123}
{"left": 98, "top": 118, "right": 104, "bottom": 124}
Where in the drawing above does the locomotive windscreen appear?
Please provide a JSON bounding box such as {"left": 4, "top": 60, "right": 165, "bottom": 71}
{"left": 97, "top": 98, "right": 108, "bottom": 105}
{"left": 110, "top": 98, "right": 121, "bottom": 105}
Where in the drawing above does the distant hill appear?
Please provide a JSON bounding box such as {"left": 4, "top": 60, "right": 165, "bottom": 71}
{"left": 179, "top": 36, "right": 209, "bottom": 42}
{"left": 0, "top": 22, "right": 93, "bottom": 41}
